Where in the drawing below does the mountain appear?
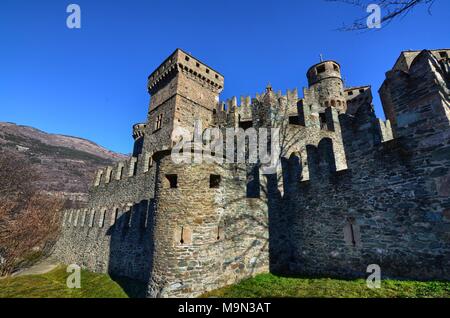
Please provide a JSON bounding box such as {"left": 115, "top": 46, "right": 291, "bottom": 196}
{"left": 0, "top": 122, "right": 128, "bottom": 204}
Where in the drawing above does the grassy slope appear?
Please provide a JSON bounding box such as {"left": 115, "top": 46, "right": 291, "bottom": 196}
{"left": 202, "top": 273, "right": 450, "bottom": 298}
{"left": 0, "top": 266, "right": 128, "bottom": 298}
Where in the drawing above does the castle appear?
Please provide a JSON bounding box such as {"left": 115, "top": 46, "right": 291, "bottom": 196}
{"left": 53, "top": 48, "right": 450, "bottom": 298}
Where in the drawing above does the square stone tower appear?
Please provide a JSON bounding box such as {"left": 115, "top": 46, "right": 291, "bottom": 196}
{"left": 143, "top": 49, "right": 224, "bottom": 154}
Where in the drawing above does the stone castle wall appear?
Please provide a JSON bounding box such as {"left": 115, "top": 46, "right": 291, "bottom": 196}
{"left": 53, "top": 48, "right": 450, "bottom": 297}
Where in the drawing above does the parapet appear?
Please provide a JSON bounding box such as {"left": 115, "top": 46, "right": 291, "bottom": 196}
{"left": 147, "top": 49, "right": 224, "bottom": 95}
{"left": 93, "top": 152, "right": 154, "bottom": 187}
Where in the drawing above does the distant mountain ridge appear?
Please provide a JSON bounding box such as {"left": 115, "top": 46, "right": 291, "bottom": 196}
{"left": 0, "top": 122, "right": 127, "bottom": 203}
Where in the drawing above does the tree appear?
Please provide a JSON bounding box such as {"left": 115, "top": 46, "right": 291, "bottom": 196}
{"left": 327, "top": 0, "right": 437, "bottom": 31}
{"left": 0, "top": 151, "right": 64, "bottom": 276}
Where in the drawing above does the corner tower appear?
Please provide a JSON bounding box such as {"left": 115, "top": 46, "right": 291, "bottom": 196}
{"left": 143, "top": 49, "right": 225, "bottom": 153}
{"left": 306, "top": 60, "right": 347, "bottom": 113}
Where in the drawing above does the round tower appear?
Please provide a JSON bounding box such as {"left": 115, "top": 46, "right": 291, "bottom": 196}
{"left": 306, "top": 60, "right": 347, "bottom": 113}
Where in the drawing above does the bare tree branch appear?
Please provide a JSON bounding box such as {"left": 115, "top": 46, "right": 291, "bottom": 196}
{"left": 326, "top": 0, "right": 436, "bottom": 31}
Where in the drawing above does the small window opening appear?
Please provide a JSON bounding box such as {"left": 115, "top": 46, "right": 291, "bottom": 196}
{"left": 206, "top": 68, "right": 210, "bottom": 74}
{"left": 215, "top": 74, "right": 219, "bottom": 79}
{"left": 210, "top": 175, "right": 221, "bottom": 188}
{"left": 439, "top": 51, "right": 448, "bottom": 58}
{"left": 155, "top": 114, "right": 163, "bottom": 131}
{"left": 216, "top": 226, "right": 224, "bottom": 240}
{"left": 196, "top": 62, "right": 200, "bottom": 67}
{"left": 166, "top": 174, "right": 178, "bottom": 188}
{"left": 344, "top": 217, "right": 361, "bottom": 247}
{"left": 316, "top": 65, "right": 326, "bottom": 74}
{"left": 178, "top": 226, "right": 192, "bottom": 244}
{"left": 289, "top": 116, "right": 300, "bottom": 125}
{"left": 347, "top": 91, "right": 354, "bottom": 96}
{"left": 185, "top": 56, "right": 190, "bottom": 62}
{"left": 359, "top": 89, "right": 365, "bottom": 94}
{"left": 333, "top": 64, "right": 339, "bottom": 71}
{"left": 239, "top": 120, "right": 253, "bottom": 129}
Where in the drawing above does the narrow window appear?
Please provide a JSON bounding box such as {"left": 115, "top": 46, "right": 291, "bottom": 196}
{"left": 210, "top": 175, "right": 221, "bottom": 188}
{"left": 215, "top": 74, "right": 219, "bottom": 79}
{"left": 216, "top": 226, "right": 224, "bottom": 240}
{"left": 206, "top": 68, "right": 210, "bottom": 74}
{"left": 359, "top": 89, "right": 365, "bottom": 94}
{"left": 180, "top": 226, "right": 185, "bottom": 244}
{"left": 316, "top": 65, "right": 326, "bottom": 74}
{"left": 333, "top": 64, "right": 339, "bottom": 72}
{"left": 347, "top": 91, "right": 354, "bottom": 96}
{"left": 439, "top": 51, "right": 448, "bottom": 58}
{"left": 344, "top": 217, "right": 361, "bottom": 247}
{"left": 166, "top": 174, "right": 178, "bottom": 188}
{"left": 331, "top": 100, "right": 336, "bottom": 107}
{"left": 178, "top": 226, "right": 192, "bottom": 245}
{"left": 144, "top": 153, "right": 153, "bottom": 173}
{"left": 185, "top": 56, "right": 190, "bottom": 62}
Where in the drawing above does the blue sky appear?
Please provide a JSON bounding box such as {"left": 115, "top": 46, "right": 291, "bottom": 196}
{"left": 1, "top": 0, "right": 449, "bottom": 154}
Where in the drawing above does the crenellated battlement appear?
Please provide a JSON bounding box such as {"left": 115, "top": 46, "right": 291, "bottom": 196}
{"left": 93, "top": 152, "right": 154, "bottom": 187}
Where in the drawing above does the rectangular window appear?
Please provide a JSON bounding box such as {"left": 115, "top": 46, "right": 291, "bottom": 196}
{"left": 165, "top": 174, "right": 178, "bottom": 188}
{"left": 239, "top": 120, "right": 253, "bottom": 130}
{"left": 316, "top": 65, "right": 326, "bottom": 74}
{"left": 210, "top": 175, "right": 221, "bottom": 188}
{"left": 289, "top": 116, "right": 300, "bottom": 125}
{"left": 154, "top": 114, "right": 163, "bottom": 131}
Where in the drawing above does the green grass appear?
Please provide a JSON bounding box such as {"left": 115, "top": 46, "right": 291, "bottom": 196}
{"left": 0, "top": 266, "right": 128, "bottom": 298}
{"left": 2, "top": 269, "right": 449, "bottom": 298}
{"left": 202, "top": 273, "right": 450, "bottom": 298}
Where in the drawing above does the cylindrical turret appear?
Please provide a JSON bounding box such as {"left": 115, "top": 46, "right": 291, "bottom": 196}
{"left": 306, "top": 60, "right": 347, "bottom": 113}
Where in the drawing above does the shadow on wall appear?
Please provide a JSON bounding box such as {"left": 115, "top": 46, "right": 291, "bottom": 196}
{"left": 106, "top": 199, "right": 155, "bottom": 298}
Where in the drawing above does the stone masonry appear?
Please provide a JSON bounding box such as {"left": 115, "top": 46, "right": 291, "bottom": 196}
{"left": 53, "top": 48, "right": 450, "bottom": 297}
